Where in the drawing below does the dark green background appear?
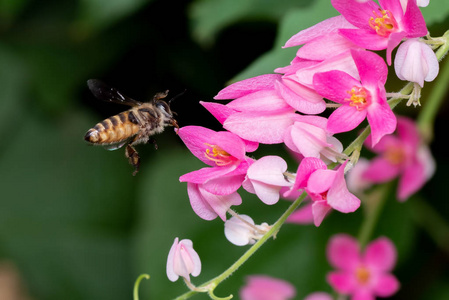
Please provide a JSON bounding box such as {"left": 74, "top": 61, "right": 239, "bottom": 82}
{"left": 0, "top": 0, "right": 448, "bottom": 299}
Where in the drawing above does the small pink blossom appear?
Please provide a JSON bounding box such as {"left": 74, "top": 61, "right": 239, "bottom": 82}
{"left": 394, "top": 38, "right": 439, "bottom": 87}
{"left": 179, "top": 126, "right": 253, "bottom": 196}
{"left": 242, "top": 156, "right": 293, "bottom": 205}
{"left": 363, "top": 116, "right": 435, "bottom": 200}
{"left": 304, "top": 292, "right": 333, "bottom": 300}
{"left": 240, "top": 275, "right": 296, "bottom": 300}
{"left": 313, "top": 49, "right": 396, "bottom": 146}
{"left": 326, "top": 234, "right": 400, "bottom": 300}
{"left": 286, "top": 158, "right": 361, "bottom": 226}
{"left": 166, "top": 238, "right": 201, "bottom": 282}
{"left": 332, "top": 0, "right": 428, "bottom": 64}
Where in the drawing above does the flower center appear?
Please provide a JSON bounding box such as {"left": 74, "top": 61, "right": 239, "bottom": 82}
{"left": 384, "top": 145, "right": 406, "bottom": 165}
{"left": 356, "top": 266, "right": 371, "bottom": 285}
{"left": 204, "top": 143, "right": 235, "bottom": 166}
{"left": 345, "top": 86, "right": 370, "bottom": 110}
{"left": 369, "top": 9, "right": 398, "bottom": 37}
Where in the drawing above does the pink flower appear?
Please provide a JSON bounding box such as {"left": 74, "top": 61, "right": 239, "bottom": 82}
{"left": 179, "top": 126, "right": 253, "bottom": 196}
{"left": 286, "top": 158, "right": 361, "bottom": 226}
{"left": 166, "top": 238, "right": 201, "bottom": 282}
{"left": 394, "top": 38, "right": 439, "bottom": 87}
{"left": 332, "top": 0, "right": 428, "bottom": 64}
{"left": 178, "top": 126, "right": 254, "bottom": 220}
{"left": 283, "top": 115, "right": 344, "bottom": 163}
{"left": 362, "top": 116, "right": 435, "bottom": 200}
{"left": 187, "top": 183, "right": 242, "bottom": 221}
{"left": 326, "top": 234, "right": 400, "bottom": 299}
{"left": 313, "top": 49, "right": 396, "bottom": 146}
{"left": 240, "top": 275, "right": 296, "bottom": 300}
{"left": 242, "top": 156, "right": 293, "bottom": 205}
{"left": 304, "top": 292, "right": 333, "bottom": 300}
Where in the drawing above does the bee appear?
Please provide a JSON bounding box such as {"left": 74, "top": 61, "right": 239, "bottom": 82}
{"left": 84, "top": 79, "right": 179, "bottom": 176}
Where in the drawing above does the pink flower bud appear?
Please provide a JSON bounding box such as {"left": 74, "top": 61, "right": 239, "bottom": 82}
{"left": 224, "top": 215, "right": 270, "bottom": 246}
{"left": 166, "top": 238, "right": 201, "bottom": 282}
{"left": 394, "top": 39, "right": 439, "bottom": 88}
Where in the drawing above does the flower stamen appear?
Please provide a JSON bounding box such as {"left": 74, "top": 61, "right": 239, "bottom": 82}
{"left": 355, "top": 266, "right": 371, "bottom": 285}
{"left": 369, "top": 9, "right": 398, "bottom": 37}
{"left": 204, "top": 143, "right": 235, "bottom": 166}
{"left": 345, "top": 86, "right": 370, "bottom": 110}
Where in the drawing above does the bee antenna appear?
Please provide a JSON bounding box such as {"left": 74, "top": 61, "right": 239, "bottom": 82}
{"left": 169, "top": 89, "right": 187, "bottom": 106}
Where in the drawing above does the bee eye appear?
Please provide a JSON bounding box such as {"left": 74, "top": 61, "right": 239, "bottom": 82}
{"left": 156, "top": 101, "right": 170, "bottom": 113}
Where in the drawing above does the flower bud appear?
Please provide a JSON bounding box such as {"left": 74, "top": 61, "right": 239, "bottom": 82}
{"left": 166, "top": 238, "right": 201, "bottom": 282}
{"left": 394, "top": 39, "right": 439, "bottom": 88}
{"left": 224, "top": 215, "right": 270, "bottom": 246}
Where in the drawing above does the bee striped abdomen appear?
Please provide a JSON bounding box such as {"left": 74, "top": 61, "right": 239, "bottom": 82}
{"left": 84, "top": 111, "right": 140, "bottom": 144}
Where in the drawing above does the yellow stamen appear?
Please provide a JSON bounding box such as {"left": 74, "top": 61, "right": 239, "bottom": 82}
{"left": 345, "top": 86, "right": 370, "bottom": 110}
{"left": 384, "top": 146, "right": 406, "bottom": 165}
{"left": 369, "top": 9, "right": 397, "bottom": 37}
{"left": 356, "top": 267, "right": 371, "bottom": 285}
{"left": 204, "top": 143, "right": 234, "bottom": 166}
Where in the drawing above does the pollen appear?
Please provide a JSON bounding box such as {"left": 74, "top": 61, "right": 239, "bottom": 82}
{"left": 204, "top": 143, "right": 236, "bottom": 166}
{"left": 355, "top": 267, "right": 371, "bottom": 285}
{"left": 345, "top": 86, "right": 370, "bottom": 110}
{"left": 369, "top": 9, "right": 398, "bottom": 37}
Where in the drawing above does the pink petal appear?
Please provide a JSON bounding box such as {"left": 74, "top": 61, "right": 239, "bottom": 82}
{"left": 386, "top": 31, "right": 406, "bottom": 65}
{"left": 200, "top": 101, "right": 236, "bottom": 124}
{"left": 187, "top": 183, "right": 220, "bottom": 220}
{"left": 284, "top": 15, "right": 355, "bottom": 47}
{"left": 214, "top": 74, "right": 281, "bottom": 99}
{"left": 372, "top": 273, "right": 400, "bottom": 297}
{"left": 275, "top": 79, "right": 326, "bottom": 114}
{"left": 202, "top": 173, "right": 246, "bottom": 195}
{"left": 226, "top": 89, "right": 293, "bottom": 113}
{"left": 288, "top": 157, "right": 327, "bottom": 194}
{"left": 327, "top": 105, "right": 367, "bottom": 134}
{"left": 327, "top": 271, "right": 356, "bottom": 293}
{"left": 366, "top": 94, "right": 397, "bottom": 146}
{"left": 178, "top": 126, "right": 217, "bottom": 166}
{"left": 297, "top": 51, "right": 359, "bottom": 88}
{"left": 351, "top": 49, "right": 388, "bottom": 86}
{"left": 327, "top": 234, "right": 361, "bottom": 270}
{"left": 307, "top": 169, "right": 335, "bottom": 194}
{"left": 286, "top": 202, "right": 314, "bottom": 224}
{"left": 210, "top": 131, "right": 247, "bottom": 161}
{"left": 166, "top": 238, "right": 180, "bottom": 281}
{"left": 304, "top": 292, "right": 333, "bottom": 300}
{"left": 364, "top": 237, "right": 397, "bottom": 272}
{"left": 284, "top": 122, "right": 331, "bottom": 158}
{"left": 199, "top": 186, "right": 242, "bottom": 221}
{"left": 338, "top": 29, "right": 388, "bottom": 50}
{"left": 326, "top": 163, "right": 361, "bottom": 213}
{"left": 312, "top": 200, "right": 332, "bottom": 227}
{"left": 396, "top": 116, "right": 420, "bottom": 148}
{"left": 402, "top": 0, "right": 428, "bottom": 37}
{"left": 240, "top": 275, "right": 296, "bottom": 300}
{"left": 331, "top": 0, "right": 380, "bottom": 29}
{"left": 298, "top": 33, "right": 360, "bottom": 61}
{"left": 397, "top": 158, "right": 426, "bottom": 200}
{"left": 180, "top": 165, "right": 237, "bottom": 184}
{"left": 362, "top": 157, "right": 401, "bottom": 183}
{"left": 247, "top": 156, "right": 289, "bottom": 186}
{"left": 313, "top": 70, "right": 361, "bottom": 103}
{"left": 224, "top": 111, "right": 296, "bottom": 144}
{"left": 379, "top": 0, "right": 404, "bottom": 17}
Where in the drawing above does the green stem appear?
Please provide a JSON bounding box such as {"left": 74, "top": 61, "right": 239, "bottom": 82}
{"left": 409, "top": 198, "right": 449, "bottom": 255}
{"left": 174, "top": 193, "right": 307, "bottom": 300}
{"left": 357, "top": 183, "right": 392, "bottom": 249}
{"left": 134, "top": 274, "right": 150, "bottom": 300}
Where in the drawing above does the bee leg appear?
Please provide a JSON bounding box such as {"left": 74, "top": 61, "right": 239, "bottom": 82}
{"left": 148, "top": 138, "right": 158, "bottom": 150}
{"left": 125, "top": 144, "right": 140, "bottom": 176}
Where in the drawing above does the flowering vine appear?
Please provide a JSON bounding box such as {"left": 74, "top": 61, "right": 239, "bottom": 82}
{"left": 135, "top": 0, "right": 449, "bottom": 298}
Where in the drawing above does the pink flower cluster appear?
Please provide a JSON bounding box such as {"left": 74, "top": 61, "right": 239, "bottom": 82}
{"left": 177, "top": 0, "right": 435, "bottom": 229}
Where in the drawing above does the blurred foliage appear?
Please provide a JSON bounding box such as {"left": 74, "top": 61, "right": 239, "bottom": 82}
{"left": 0, "top": 0, "right": 448, "bottom": 300}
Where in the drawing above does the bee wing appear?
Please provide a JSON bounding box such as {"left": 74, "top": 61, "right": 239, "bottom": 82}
{"left": 87, "top": 79, "right": 143, "bottom": 106}
{"left": 103, "top": 138, "right": 133, "bottom": 151}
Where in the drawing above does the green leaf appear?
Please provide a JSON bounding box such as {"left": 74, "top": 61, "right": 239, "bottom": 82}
{"left": 231, "top": 0, "right": 338, "bottom": 82}
{"left": 189, "top": 0, "right": 312, "bottom": 47}
{"left": 77, "top": 0, "right": 151, "bottom": 32}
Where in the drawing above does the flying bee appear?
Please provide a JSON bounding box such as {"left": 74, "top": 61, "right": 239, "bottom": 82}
{"left": 84, "top": 79, "right": 179, "bottom": 176}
